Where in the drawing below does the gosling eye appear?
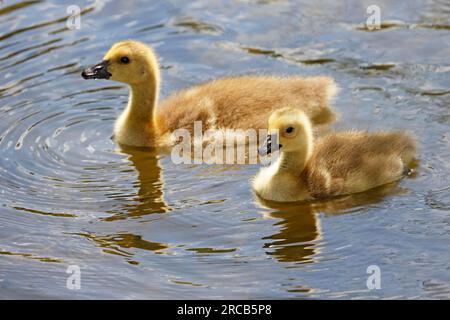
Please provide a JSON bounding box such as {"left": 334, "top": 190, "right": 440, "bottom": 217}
{"left": 120, "top": 56, "right": 130, "bottom": 64}
{"left": 285, "top": 126, "right": 295, "bottom": 135}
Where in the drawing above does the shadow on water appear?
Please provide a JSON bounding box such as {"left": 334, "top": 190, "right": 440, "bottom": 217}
{"left": 256, "top": 183, "right": 407, "bottom": 264}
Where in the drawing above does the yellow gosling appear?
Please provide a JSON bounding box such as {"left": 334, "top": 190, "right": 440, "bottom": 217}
{"left": 253, "top": 108, "right": 417, "bottom": 202}
{"left": 82, "top": 40, "right": 338, "bottom": 147}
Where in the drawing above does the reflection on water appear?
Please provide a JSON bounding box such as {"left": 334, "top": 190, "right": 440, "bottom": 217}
{"left": 262, "top": 205, "right": 321, "bottom": 264}
{"left": 103, "top": 145, "right": 170, "bottom": 221}
{"left": 258, "top": 183, "right": 404, "bottom": 264}
{"left": 75, "top": 232, "right": 169, "bottom": 265}
{"left": 0, "top": 0, "right": 449, "bottom": 299}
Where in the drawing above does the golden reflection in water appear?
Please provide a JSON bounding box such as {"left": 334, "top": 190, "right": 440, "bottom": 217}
{"left": 257, "top": 182, "right": 407, "bottom": 264}
{"left": 75, "top": 232, "right": 169, "bottom": 265}
{"left": 78, "top": 146, "right": 172, "bottom": 264}
{"left": 102, "top": 145, "right": 170, "bottom": 221}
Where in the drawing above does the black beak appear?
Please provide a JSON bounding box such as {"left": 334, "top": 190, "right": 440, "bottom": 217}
{"left": 81, "top": 60, "right": 111, "bottom": 80}
{"left": 258, "top": 132, "right": 282, "bottom": 156}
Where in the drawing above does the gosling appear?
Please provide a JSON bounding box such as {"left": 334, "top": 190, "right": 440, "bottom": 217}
{"left": 82, "top": 40, "right": 338, "bottom": 147}
{"left": 253, "top": 108, "right": 417, "bottom": 202}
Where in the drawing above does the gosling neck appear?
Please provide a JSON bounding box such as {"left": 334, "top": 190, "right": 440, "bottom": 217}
{"left": 114, "top": 74, "right": 159, "bottom": 147}
{"left": 277, "top": 141, "right": 313, "bottom": 174}
{"left": 127, "top": 77, "right": 159, "bottom": 126}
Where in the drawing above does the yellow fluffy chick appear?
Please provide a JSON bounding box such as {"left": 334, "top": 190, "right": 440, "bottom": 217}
{"left": 82, "top": 40, "right": 338, "bottom": 147}
{"left": 253, "top": 108, "right": 417, "bottom": 202}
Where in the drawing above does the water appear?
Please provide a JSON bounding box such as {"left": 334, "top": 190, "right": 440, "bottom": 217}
{"left": 0, "top": 0, "right": 449, "bottom": 299}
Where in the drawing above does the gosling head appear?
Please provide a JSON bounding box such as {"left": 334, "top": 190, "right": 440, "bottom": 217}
{"left": 259, "top": 107, "right": 313, "bottom": 156}
{"left": 82, "top": 40, "right": 159, "bottom": 85}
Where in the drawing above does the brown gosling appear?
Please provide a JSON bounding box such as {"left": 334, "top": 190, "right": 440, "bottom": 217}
{"left": 82, "top": 40, "right": 338, "bottom": 147}
{"left": 253, "top": 108, "right": 417, "bottom": 202}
